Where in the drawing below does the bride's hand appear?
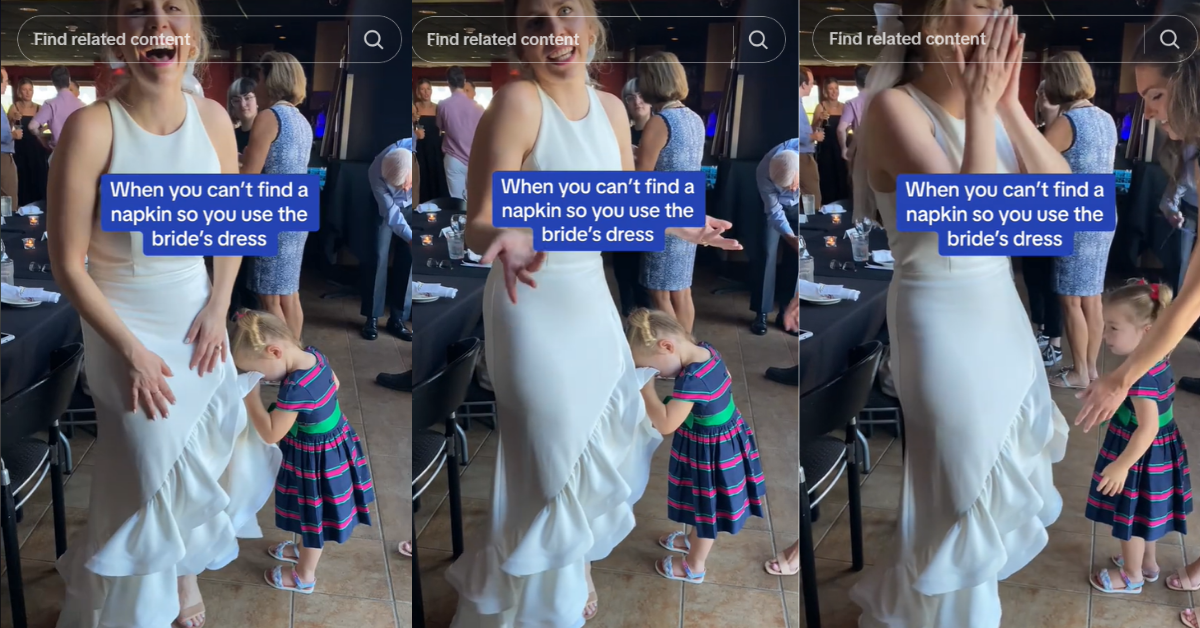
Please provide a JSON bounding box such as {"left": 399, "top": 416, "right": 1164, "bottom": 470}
{"left": 668, "top": 216, "right": 743, "bottom": 251}
{"left": 127, "top": 345, "right": 176, "bottom": 420}
{"left": 185, "top": 300, "right": 228, "bottom": 376}
{"left": 480, "top": 230, "right": 547, "bottom": 304}
{"left": 999, "top": 16, "right": 1027, "bottom": 114}
{"left": 951, "top": 7, "right": 1018, "bottom": 112}
{"left": 1074, "top": 371, "right": 1129, "bottom": 433}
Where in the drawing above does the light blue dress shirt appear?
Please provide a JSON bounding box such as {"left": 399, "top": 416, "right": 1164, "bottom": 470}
{"left": 0, "top": 117, "right": 12, "bottom": 154}
{"left": 757, "top": 139, "right": 801, "bottom": 237}
{"left": 798, "top": 110, "right": 816, "bottom": 155}
{"left": 370, "top": 139, "right": 413, "bottom": 242}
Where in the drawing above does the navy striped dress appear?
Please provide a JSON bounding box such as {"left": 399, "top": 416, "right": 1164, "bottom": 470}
{"left": 666, "top": 342, "right": 767, "bottom": 539}
{"left": 1085, "top": 359, "right": 1192, "bottom": 541}
{"left": 274, "top": 347, "right": 376, "bottom": 548}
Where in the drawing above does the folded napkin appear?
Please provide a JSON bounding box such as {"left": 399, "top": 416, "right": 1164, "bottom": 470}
{"left": 18, "top": 204, "right": 43, "bottom": 216}
{"left": 2, "top": 283, "right": 60, "bottom": 303}
{"left": 798, "top": 280, "right": 859, "bottom": 301}
{"left": 414, "top": 282, "right": 458, "bottom": 298}
{"left": 238, "top": 371, "right": 266, "bottom": 395}
{"left": 415, "top": 202, "right": 440, "bottom": 214}
{"left": 820, "top": 202, "right": 846, "bottom": 214}
{"left": 871, "top": 250, "right": 894, "bottom": 265}
{"left": 466, "top": 249, "right": 482, "bottom": 263}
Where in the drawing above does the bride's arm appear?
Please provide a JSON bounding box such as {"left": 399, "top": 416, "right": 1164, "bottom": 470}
{"left": 865, "top": 88, "right": 994, "bottom": 185}
{"left": 48, "top": 106, "right": 145, "bottom": 360}
{"left": 996, "top": 36, "right": 1070, "bottom": 175}
{"left": 463, "top": 82, "right": 542, "bottom": 254}
{"left": 197, "top": 96, "right": 243, "bottom": 308}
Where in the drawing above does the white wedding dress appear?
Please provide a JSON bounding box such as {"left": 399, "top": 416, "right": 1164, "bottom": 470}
{"left": 445, "top": 84, "right": 663, "bottom": 627}
{"left": 55, "top": 95, "right": 279, "bottom": 628}
{"left": 848, "top": 85, "right": 1069, "bottom": 627}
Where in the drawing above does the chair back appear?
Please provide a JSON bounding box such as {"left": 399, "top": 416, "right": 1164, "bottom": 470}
{"left": 0, "top": 343, "right": 84, "bottom": 452}
{"left": 413, "top": 337, "right": 482, "bottom": 432}
{"left": 799, "top": 341, "right": 883, "bottom": 442}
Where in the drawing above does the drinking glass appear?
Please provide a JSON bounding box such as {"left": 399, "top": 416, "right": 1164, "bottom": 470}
{"left": 447, "top": 232, "right": 466, "bottom": 260}
{"left": 801, "top": 194, "right": 817, "bottom": 216}
{"left": 0, "top": 196, "right": 11, "bottom": 218}
{"left": 848, "top": 232, "right": 870, "bottom": 262}
{"left": 451, "top": 214, "right": 467, "bottom": 233}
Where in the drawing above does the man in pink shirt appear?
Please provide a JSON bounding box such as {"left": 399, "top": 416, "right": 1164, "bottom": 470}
{"left": 436, "top": 66, "right": 484, "bottom": 199}
{"left": 28, "top": 66, "right": 84, "bottom": 152}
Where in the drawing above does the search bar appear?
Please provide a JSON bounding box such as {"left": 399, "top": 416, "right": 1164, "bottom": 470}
{"left": 412, "top": 15, "right": 786, "bottom": 65}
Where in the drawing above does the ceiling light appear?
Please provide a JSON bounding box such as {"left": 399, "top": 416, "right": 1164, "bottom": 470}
{"left": 1086, "top": 37, "right": 1093, "bottom": 41}
{"left": 826, "top": 6, "right": 845, "bottom": 11}
{"left": 667, "top": 26, "right": 675, "bottom": 30}
{"left": 279, "top": 36, "right": 286, "bottom": 40}
{"left": 1082, "top": 26, "right": 1089, "bottom": 30}
{"left": 418, "top": 10, "right": 437, "bottom": 15}
{"left": 275, "top": 24, "right": 283, "bottom": 28}
{"left": 18, "top": 8, "right": 38, "bottom": 12}
{"left": 671, "top": 37, "right": 679, "bottom": 41}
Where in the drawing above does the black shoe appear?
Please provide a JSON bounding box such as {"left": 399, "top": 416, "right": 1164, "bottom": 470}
{"left": 765, "top": 365, "right": 799, "bottom": 386}
{"left": 387, "top": 318, "right": 413, "bottom": 342}
{"left": 361, "top": 317, "right": 379, "bottom": 341}
{"left": 1179, "top": 377, "right": 1200, "bottom": 396}
{"left": 750, "top": 312, "right": 768, "bottom": 336}
{"left": 775, "top": 313, "right": 799, "bottom": 337}
{"left": 377, "top": 371, "right": 412, "bottom": 393}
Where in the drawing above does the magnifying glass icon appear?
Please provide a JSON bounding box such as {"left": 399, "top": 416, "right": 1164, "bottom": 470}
{"left": 364, "top": 29, "right": 384, "bottom": 50}
{"left": 749, "top": 30, "right": 768, "bottom": 50}
{"left": 1162, "top": 29, "right": 1180, "bottom": 49}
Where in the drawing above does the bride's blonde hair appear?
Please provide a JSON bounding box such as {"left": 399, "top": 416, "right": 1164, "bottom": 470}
{"left": 897, "top": 0, "right": 1003, "bottom": 85}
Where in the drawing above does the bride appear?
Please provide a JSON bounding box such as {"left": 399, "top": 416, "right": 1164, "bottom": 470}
{"left": 847, "top": 2, "right": 1070, "bottom": 626}
{"left": 444, "top": 1, "right": 740, "bottom": 626}
{"left": 48, "top": 1, "right": 275, "bottom": 626}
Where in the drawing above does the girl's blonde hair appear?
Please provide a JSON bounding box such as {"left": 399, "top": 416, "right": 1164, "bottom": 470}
{"left": 503, "top": 0, "right": 610, "bottom": 82}
{"left": 626, "top": 308, "right": 693, "bottom": 351}
{"left": 231, "top": 309, "right": 300, "bottom": 356}
{"left": 1105, "top": 279, "right": 1175, "bottom": 324}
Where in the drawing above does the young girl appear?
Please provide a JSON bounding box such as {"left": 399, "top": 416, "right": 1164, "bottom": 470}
{"left": 627, "top": 309, "right": 767, "bottom": 583}
{"left": 231, "top": 309, "right": 376, "bottom": 594}
{"left": 1086, "top": 281, "right": 1192, "bottom": 595}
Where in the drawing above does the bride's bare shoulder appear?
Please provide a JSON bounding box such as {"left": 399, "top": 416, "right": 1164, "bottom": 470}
{"left": 490, "top": 80, "right": 542, "bottom": 112}
{"left": 866, "top": 87, "right": 919, "bottom": 118}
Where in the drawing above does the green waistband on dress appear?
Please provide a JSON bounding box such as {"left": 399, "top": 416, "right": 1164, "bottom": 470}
{"left": 286, "top": 403, "right": 344, "bottom": 436}
{"left": 664, "top": 396, "right": 737, "bottom": 427}
{"left": 1114, "top": 403, "right": 1172, "bottom": 428}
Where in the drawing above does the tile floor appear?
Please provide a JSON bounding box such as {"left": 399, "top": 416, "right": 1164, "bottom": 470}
{"left": 412, "top": 269, "right": 802, "bottom": 627}
{"left": 801, "top": 315, "right": 1200, "bottom": 627}
{"left": 1, "top": 279, "right": 414, "bottom": 628}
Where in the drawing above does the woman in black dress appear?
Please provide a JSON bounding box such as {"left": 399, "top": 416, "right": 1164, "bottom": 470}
{"left": 812, "top": 76, "right": 849, "bottom": 205}
{"left": 6, "top": 77, "right": 49, "bottom": 206}
{"left": 412, "top": 78, "right": 449, "bottom": 201}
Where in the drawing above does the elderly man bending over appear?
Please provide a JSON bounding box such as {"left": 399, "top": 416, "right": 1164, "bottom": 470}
{"left": 750, "top": 139, "right": 801, "bottom": 336}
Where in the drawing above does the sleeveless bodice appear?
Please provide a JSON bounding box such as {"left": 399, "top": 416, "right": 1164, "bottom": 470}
{"left": 1062, "top": 106, "right": 1118, "bottom": 175}
{"left": 91, "top": 96, "right": 221, "bottom": 281}
{"left": 651, "top": 106, "right": 705, "bottom": 172}
{"left": 263, "top": 104, "right": 312, "bottom": 175}
{"left": 873, "top": 85, "right": 1019, "bottom": 280}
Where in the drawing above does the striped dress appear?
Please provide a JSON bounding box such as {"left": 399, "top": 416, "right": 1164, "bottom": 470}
{"left": 274, "top": 347, "right": 376, "bottom": 548}
{"left": 665, "top": 342, "right": 767, "bottom": 539}
{"left": 1085, "top": 359, "right": 1192, "bottom": 541}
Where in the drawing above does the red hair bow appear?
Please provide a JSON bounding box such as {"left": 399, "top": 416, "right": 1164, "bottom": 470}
{"left": 1151, "top": 284, "right": 1161, "bottom": 302}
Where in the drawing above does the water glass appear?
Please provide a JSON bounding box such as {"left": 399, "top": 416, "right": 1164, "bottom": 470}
{"left": 848, "top": 232, "right": 870, "bottom": 262}
{"left": 798, "top": 254, "right": 815, "bottom": 284}
{"left": 801, "top": 194, "right": 817, "bottom": 216}
{"left": 447, "top": 232, "right": 466, "bottom": 260}
{"left": 1, "top": 258, "right": 13, "bottom": 286}
{"left": 451, "top": 214, "right": 467, "bottom": 234}
{"left": 0, "top": 196, "right": 11, "bottom": 218}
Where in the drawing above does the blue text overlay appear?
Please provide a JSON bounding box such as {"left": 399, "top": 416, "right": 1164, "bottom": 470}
{"left": 491, "top": 171, "right": 706, "bottom": 252}
{"left": 100, "top": 174, "right": 321, "bottom": 256}
{"left": 895, "top": 174, "right": 1117, "bottom": 256}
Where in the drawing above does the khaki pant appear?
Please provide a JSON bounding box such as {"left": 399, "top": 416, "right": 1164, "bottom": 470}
{"left": 0, "top": 153, "right": 16, "bottom": 202}
{"left": 798, "top": 153, "right": 820, "bottom": 210}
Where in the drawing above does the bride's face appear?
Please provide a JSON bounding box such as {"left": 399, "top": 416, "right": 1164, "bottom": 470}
{"left": 111, "top": 0, "right": 202, "bottom": 89}
{"left": 513, "top": 0, "right": 593, "bottom": 83}
{"left": 926, "top": 0, "right": 1004, "bottom": 58}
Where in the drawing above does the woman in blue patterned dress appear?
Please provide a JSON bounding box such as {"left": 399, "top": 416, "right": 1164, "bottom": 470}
{"left": 231, "top": 309, "right": 375, "bottom": 594}
{"left": 1042, "top": 51, "right": 1119, "bottom": 390}
{"left": 627, "top": 309, "right": 766, "bottom": 584}
{"left": 242, "top": 51, "right": 314, "bottom": 341}
{"left": 635, "top": 52, "right": 707, "bottom": 333}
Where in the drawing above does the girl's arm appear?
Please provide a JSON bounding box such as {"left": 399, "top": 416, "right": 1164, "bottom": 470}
{"left": 635, "top": 115, "right": 667, "bottom": 171}
{"left": 243, "top": 389, "right": 299, "bottom": 445}
{"left": 1111, "top": 398, "right": 1161, "bottom": 469}
{"left": 640, "top": 379, "right": 694, "bottom": 435}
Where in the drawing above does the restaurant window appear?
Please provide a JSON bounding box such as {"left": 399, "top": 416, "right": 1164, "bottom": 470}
{"left": 1, "top": 81, "right": 98, "bottom": 112}
{"left": 428, "top": 82, "right": 495, "bottom": 110}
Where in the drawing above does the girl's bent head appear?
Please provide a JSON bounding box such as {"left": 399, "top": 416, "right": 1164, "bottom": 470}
{"left": 626, "top": 308, "right": 694, "bottom": 378}
{"left": 1103, "top": 280, "right": 1174, "bottom": 356}
{"left": 231, "top": 309, "right": 301, "bottom": 381}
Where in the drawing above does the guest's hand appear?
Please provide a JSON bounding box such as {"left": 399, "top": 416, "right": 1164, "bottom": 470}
{"left": 185, "top": 300, "right": 229, "bottom": 376}
{"left": 127, "top": 345, "right": 176, "bottom": 420}
{"left": 415, "top": 127, "right": 426, "bottom": 141}
{"left": 1167, "top": 211, "right": 1186, "bottom": 230}
{"left": 811, "top": 129, "right": 825, "bottom": 144}
{"left": 784, "top": 295, "right": 800, "bottom": 332}
{"left": 480, "top": 230, "right": 546, "bottom": 304}
{"left": 668, "top": 216, "right": 743, "bottom": 251}
{"left": 785, "top": 234, "right": 801, "bottom": 252}
{"left": 1075, "top": 370, "right": 1130, "bottom": 433}
{"left": 11, "top": 127, "right": 21, "bottom": 141}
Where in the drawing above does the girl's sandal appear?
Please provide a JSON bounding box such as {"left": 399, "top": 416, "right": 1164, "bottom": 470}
{"left": 264, "top": 565, "right": 316, "bottom": 595}
{"left": 764, "top": 551, "right": 800, "bottom": 576}
{"left": 1182, "top": 608, "right": 1200, "bottom": 628}
{"left": 173, "top": 605, "right": 205, "bottom": 628}
{"left": 1110, "top": 555, "right": 1161, "bottom": 582}
{"left": 1089, "top": 568, "right": 1144, "bottom": 595}
{"left": 656, "top": 556, "right": 705, "bottom": 584}
{"left": 1168, "top": 568, "right": 1200, "bottom": 592}
{"left": 267, "top": 540, "right": 300, "bottom": 564}
{"left": 399, "top": 541, "right": 412, "bottom": 558}
{"left": 658, "top": 530, "right": 691, "bottom": 555}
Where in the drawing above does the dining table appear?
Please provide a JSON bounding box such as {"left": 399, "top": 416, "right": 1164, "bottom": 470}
{"left": 1, "top": 216, "right": 84, "bottom": 399}
{"left": 797, "top": 275, "right": 889, "bottom": 397}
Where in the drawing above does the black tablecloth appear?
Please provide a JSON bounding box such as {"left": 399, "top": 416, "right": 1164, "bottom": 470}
{"left": 798, "top": 276, "right": 889, "bottom": 397}
{"left": 320, "top": 160, "right": 375, "bottom": 266}
{"left": 411, "top": 273, "right": 486, "bottom": 382}
{"left": 801, "top": 219, "right": 892, "bottom": 282}
{"left": 2, "top": 218, "right": 52, "bottom": 278}
{"left": 413, "top": 197, "right": 490, "bottom": 280}
{"left": 1, "top": 276, "right": 82, "bottom": 399}
{"left": 712, "top": 157, "right": 767, "bottom": 251}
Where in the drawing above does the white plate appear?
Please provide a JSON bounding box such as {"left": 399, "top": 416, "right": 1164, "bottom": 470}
{"left": 1, "top": 296, "right": 40, "bottom": 308}
{"left": 413, "top": 294, "right": 440, "bottom": 303}
{"left": 798, "top": 294, "right": 842, "bottom": 306}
